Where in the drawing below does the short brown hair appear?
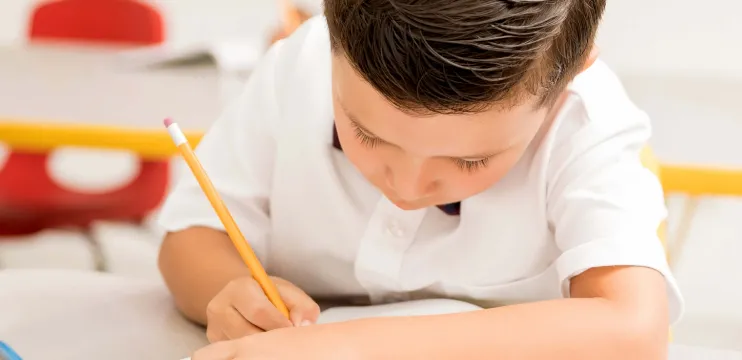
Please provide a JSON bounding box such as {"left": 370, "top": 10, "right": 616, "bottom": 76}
{"left": 324, "top": 0, "right": 606, "bottom": 114}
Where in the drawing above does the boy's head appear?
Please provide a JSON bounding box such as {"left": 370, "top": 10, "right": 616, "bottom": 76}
{"left": 325, "top": 0, "right": 606, "bottom": 210}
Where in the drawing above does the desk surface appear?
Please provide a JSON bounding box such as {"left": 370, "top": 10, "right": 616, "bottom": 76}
{"left": 0, "top": 44, "right": 238, "bottom": 157}
{"left": 0, "top": 44, "right": 225, "bottom": 129}
{"left": 0, "top": 268, "right": 741, "bottom": 359}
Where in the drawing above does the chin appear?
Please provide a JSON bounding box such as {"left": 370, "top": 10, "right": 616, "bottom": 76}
{"left": 378, "top": 188, "right": 459, "bottom": 211}
{"left": 387, "top": 196, "right": 447, "bottom": 211}
{"left": 390, "top": 200, "right": 425, "bottom": 211}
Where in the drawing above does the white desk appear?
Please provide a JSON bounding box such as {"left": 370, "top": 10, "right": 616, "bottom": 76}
{"left": 0, "top": 44, "right": 243, "bottom": 157}
{"left": 0, "top": 43, "right": 230, "bottom": 128}
{"left": 1, "top": 269, "right": 741, "bottom": 359}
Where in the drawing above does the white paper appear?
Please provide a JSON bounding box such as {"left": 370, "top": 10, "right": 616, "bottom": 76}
{"left": 317, "top": 299, "right": 482, "bottom": 324}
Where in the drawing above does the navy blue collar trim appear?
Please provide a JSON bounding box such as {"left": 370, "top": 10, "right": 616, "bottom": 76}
{"left": 332, "top": 123, "right": 461, "bottom": 216}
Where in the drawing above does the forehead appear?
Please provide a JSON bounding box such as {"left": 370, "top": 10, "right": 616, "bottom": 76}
{"left": 331, "top": 56, "right": 545, "bottom": 158}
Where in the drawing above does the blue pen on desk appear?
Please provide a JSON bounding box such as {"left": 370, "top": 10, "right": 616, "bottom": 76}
{"left": 0, "top": 342, "right": 22, "bottom": 360}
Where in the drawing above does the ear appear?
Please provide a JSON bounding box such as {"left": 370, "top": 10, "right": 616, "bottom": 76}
{"left": 581, "top": 45, "right": 600, "bottom": 72}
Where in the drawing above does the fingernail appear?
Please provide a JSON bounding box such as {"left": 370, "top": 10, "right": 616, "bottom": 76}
{"left": 300, "top": 320, "right": 313, "bottom": 326}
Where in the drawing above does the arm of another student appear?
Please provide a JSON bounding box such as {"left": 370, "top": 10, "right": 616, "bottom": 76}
{"left": 157, "top": 41, "right": 285, "bottom": 325}
{"left": 331, "top": 106, "right": 683, "bottom": 359}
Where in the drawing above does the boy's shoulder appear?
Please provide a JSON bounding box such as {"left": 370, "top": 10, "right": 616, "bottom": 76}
{"left": 272, "top": 16, "right": 332, "bottom": 83}
{"left": 564, "top": 60, "right": 651, "bottom": 134}
{"left": 539, "top": 60, "right": 652, "bottom": 159}
{"left": 516, "top": 61, "right": 655, "bottom": 194}
{"left": 267, "top": 16, "right": 335, "bottom": 132}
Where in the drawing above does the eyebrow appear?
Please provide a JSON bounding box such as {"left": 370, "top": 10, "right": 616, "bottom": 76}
{"left": 338, "top": 98, "right": 504, "bottom": 160}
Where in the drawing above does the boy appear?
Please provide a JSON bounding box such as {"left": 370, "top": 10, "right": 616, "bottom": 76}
{"left": 158, "top": 0, "right": 683, "bottom": 359}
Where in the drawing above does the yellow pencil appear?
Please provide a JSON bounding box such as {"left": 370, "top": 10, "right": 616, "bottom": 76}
{"left": 164, "top": 118, "right": 290, "bottom": 318}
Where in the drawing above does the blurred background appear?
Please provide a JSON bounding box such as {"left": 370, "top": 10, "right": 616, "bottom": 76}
{"left": 0, "top": 0, "right": 740, "bottom": 354}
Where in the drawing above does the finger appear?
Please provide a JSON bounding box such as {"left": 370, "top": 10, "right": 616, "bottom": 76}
{"left": 206, "top": 296, "right": 233, "bottom": 343}
{"left": 231, "top": 279, "right": 293, "bottom": 331}
{"left": 275, "top": 280, "right": 320, "bottom": 326}
{"left": 223, "top": 306, "right": 264, "bottom": 339}
{"left": 206, "top": 325, "right": 228, "bottom": 344}
{"left": 191, "top": 340, "right": 237, "bottom": 360}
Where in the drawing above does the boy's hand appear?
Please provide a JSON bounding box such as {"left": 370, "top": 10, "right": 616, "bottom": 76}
{"left": 205, "top": 276, "right": 320, "bottom": 342}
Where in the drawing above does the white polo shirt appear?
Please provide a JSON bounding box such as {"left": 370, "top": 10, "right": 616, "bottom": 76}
{"left": 158, "top": 16, "right": 683, "bottom": 323}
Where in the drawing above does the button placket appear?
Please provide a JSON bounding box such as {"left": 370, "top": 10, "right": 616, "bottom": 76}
{"left": 354, "top": 196, "right": 427, "bottom": 301}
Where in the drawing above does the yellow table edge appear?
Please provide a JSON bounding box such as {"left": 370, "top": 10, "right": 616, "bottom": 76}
{"left": 0, "top": 120, "right": 204, "bottom": 160}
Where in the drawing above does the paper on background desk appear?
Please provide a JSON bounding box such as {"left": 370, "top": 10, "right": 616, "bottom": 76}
{"left": 116, "top": 37, "right": 266, "bottom": 74}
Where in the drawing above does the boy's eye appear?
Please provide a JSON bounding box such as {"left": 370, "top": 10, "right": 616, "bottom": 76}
{"left": 352, "top": 123, "right": 383, "bottom": 148}
{"left": 452, "top": 158, "right": 490, "bottom": 173}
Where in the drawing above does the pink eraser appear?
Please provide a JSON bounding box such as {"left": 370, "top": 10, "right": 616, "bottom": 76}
{"left": 163, "top": 118, "right": 173, "bottom": 127}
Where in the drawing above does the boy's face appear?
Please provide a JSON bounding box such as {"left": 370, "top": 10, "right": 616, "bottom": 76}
{"left": 332, "top": 55, "right": 553, "bottom": 210}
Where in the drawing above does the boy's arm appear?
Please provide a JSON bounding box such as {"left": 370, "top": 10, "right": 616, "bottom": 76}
{"left": 338, "top": 265, "right": 668, "bottom": 360}
{"left": 159, "top": 227, "right": 251, "bottom": 325}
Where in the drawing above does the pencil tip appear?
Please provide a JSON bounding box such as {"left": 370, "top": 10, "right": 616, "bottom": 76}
{"left": 163, "top": 118, "right": 173, "bottom": 127}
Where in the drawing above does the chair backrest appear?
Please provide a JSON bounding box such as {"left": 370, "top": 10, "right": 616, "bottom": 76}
{"left": 0, "top": 151, "right": 169, "bottom": 236}
{"left": 28, "top": 0, "right": 165, "bottom": 45}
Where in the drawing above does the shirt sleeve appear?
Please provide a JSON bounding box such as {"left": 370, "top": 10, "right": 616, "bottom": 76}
{"left": 156, "top": 41, "right": 285, "bottom": 261}
{"left": 546, "top": 105, "right": 684, "bottom": 325}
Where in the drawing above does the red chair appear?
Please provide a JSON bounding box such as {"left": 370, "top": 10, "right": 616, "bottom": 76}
{"left": 28, "top": 0, "right": 165, "bottom": 45}
{"left": 0, "top": 0, "right": 168, "bottom": 236}
{"left": 0, "top": 153, "right": 169, "bottom": 236}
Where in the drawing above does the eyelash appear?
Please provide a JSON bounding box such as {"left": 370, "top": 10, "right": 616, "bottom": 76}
{"left": 453, "top": 158, "right": 490, "bottom": 172}
{"left": 351, "top": 122, "right": 491, "bottom": 172}
{"left": 352, "top": 124, "right": 382, "bottom": 149}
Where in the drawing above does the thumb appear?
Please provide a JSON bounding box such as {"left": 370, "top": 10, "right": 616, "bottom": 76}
{"left": 289, "top": 302, "right": 320, "bottom": 327}
{"left": 276, "top": 281, "right": 320, "bottom": 327}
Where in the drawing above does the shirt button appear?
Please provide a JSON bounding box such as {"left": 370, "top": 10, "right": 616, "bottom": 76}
{"left": 386, "top": 221, "right": 405, "bottom": 237}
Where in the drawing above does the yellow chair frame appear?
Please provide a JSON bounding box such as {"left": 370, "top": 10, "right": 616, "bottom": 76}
{"left": 642, "top": 147, "right": 742, "bottom": 266}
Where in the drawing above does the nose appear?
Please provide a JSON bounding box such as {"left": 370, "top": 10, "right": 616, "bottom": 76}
{"left": 385, "top": 157, "right": 436, "bottom": 202}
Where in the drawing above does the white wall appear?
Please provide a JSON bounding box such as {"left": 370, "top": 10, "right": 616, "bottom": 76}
{"left": 1, "top": 0, "right": 740, "bottom": 77}
{"left": 0, "top": 0, "right": 29, "bottom": 44}
{"left": 597, "top": 0, "right": 742, "bottom": 78}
